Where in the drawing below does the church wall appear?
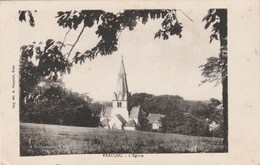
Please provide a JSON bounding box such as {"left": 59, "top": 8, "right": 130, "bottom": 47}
{"left": 108, "top": 117, "right": 123, "bottom": 130}
{"left": 112, "top": 101, "right": 127, "bottom": 108}
{"left": 111, "top": 107, "right": 129, "bottom": 121}
{"left": 124, "top": 127, "right": 136, "bottom": 131}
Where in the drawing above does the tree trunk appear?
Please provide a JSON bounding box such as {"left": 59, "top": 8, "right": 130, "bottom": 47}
{"left": 222, "top": 63, "right": 228, "bottom": 151}
{"left": 218, "top": 9, "right": 228, "bottom": 151}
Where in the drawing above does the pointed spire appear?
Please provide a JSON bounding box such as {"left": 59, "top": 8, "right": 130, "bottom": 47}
{"left": 114, "top": 56, "right": 128, "bottom": 100}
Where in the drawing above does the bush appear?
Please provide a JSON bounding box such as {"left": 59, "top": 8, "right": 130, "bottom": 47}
{"left": 162, "top": 110, "right": 211, "bottom": 137}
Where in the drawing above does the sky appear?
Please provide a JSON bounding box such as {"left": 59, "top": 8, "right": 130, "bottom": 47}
{"left": 19, "top": 9, "right": 221, "bottom": 102}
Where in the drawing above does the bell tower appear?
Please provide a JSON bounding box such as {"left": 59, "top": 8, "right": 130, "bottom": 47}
{"left": 111, "top": 56, "right": 129, "bottom": 121}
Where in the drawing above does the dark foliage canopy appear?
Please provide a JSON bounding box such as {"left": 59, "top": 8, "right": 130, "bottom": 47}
{"left": 55, "top": 9, "right": 183, "bottom": 64}
{"left": 20, "top": 80, "right": 102, "bottom": 127}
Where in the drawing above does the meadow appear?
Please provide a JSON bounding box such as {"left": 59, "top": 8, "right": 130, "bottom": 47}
{"left": 20, "top": 122, "right": 224, "bottom": 156}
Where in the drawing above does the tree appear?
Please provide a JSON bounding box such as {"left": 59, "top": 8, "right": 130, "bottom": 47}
{"left": 187, "top": 101, "right": 209, "bottom": 119}
{"left": 19, "top": 40, "right": 72, "bottom": 115}
{"left": 207, "top": 98, "right": 224, "bottom": 137}
{"left": 137, "top": 108, "right": 151, "bottom": 131}
{"left": 161, "top": 110, "right": 211, "bottom": 137}
{"left": 127, "top": 93, "right": 154, "bottom": 111}
{"left": 201, "top": 9, "right": 228, "bottom": 150}
{"left": 139, "top": 95, "right": 185, "bottom": 115}
{"left": 20, "top": 79, "right": 102, "bottom": 127}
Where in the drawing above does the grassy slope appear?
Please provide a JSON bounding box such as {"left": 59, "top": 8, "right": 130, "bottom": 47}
{"left": 20, "top": 123, "right": 224, "bottom": 156}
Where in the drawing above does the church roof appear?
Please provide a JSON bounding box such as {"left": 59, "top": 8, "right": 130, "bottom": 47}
{"left": 115, "top": 114, "right": 127, "bottom": 124}
{"left": 146, "top": 114, "right": 164, "bottom": 124}
{"left": 114, "top": 57, "right": 128, "bottom": 101}
{"left": 129, "top": 106, "right": 140, "bottom": 119}
{"left": 100, "top": 106, "right": 112, "bottom": 117}
{"left": 125, "top": 119, "right": 137, "bottom": 127}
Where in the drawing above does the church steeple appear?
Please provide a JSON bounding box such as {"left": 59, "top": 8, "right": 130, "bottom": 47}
{"left": 114, "top": 56, "right": 128, "bottom": 101}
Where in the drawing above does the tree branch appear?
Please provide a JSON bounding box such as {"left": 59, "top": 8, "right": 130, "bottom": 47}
{"left": 65, "top": 44, "right": 73, "bottom": 47}
{"left": 66, "top": 25, "right": 85, "bottom": 60}
{"left": 178, "top": 9, "right": 193, "bottom": 22}
{"left": 117, "top": 26, "right": 126, "bottom": 40}
{"left": 62, "top": 29, "right": 71, "bottom": 44}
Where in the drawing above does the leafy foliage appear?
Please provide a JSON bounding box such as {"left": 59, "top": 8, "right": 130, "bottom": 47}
{"left": 154, "top": 10, "right": 183, "bottom": 39}
{"left": 19, "top": 10, "right": 36, "bottom": 27}
{"left": 161, "top": 110, "right": 211, "bottom": 137}
{"left": 187, "top": 101, "right": 209, "bottom": 119}
{"left": 137, "top": 109, "right": 151, "bottom": 131}
{"left": 19, "top": 40, "right": 72, "bottom": 114}
{"left": 142, "top": 95, "right": 185, "bottom": 115}
{"left": 199, "top": 53, "right": 227, "bottom": 85}
{"left": 56, "top": 10, "right": 104, "bottom": 29}
{"left": 20, "top": 40, "right": 71, "bottom": 79}
{"left": 55, "top": 9, "right": 183, "bottom": 64}
{"left": 20, "top": 45, "right": 39, "bottom": 104}
{"left": 128, "top": 93, "right": 185, "bottom": 115}
{"left": 207, "top": 98, "right": 224, "bottom": 137}
{"left": 201, "top": 9, "right": 227, "bottom": 85}
{"left": 19, "top": 9, "right": 183, "bottom": 67}
{"left": 128, "top": 93, "right": 154, "bottom": 111}
{"left": 202, "top": 9, "right": 227, "bottom": 43}
{"left": 20, "top": 80, "right": 102, "bottom": 127}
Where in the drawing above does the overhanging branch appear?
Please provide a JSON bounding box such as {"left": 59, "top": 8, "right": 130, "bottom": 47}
{"left": 66, "top": 25, "right": 86, "bottom": 60}
{"left": 178, "top": 9, "right": 193, "bottom": 22}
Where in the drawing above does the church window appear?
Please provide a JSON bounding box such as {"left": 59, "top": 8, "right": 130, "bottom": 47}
{"left": 117, "top": 102, "right": 122, "bottom": 107}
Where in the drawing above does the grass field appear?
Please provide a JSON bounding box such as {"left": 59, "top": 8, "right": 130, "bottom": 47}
{"left": 20, "top": 122, "right": 224, "bottom": 156}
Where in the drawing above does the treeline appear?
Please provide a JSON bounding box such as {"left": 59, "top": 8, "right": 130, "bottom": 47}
{"left": 20, "top": 80, "right": 103, "bottom": 127}
{"left": 128, "top": 93, "right": 224, "bottom": 137}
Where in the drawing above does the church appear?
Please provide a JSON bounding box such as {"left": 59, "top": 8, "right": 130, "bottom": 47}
{"left": 99, "top": 57, "right": 142, "bottom": 130}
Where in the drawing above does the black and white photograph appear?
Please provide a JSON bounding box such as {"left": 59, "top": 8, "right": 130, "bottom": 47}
{"left": 0, "top": 1, "right": 260, "bottom": 165}
{"left": 18, "top": 8, "right": 228, "bottom": 155}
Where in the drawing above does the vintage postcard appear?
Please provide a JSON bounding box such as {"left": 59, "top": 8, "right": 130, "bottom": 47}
{"left": 0, "top": 1, "right": 259, "bottom": 165}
